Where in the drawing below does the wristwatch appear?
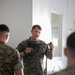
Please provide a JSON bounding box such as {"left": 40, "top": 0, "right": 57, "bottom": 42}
{"left": 24, "top": 51, "right": 26, "bottom": 55}
{"left": 50, "top": 49, "right": 52, "bottom": 50}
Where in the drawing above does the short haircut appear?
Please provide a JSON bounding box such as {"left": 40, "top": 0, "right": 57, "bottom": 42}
{"left": 32, "top": 24, "right": 42, "bottom": 30}
{"left": 0, "top": 24, "right": 10, "bottom": 32}
{"left": 67, "top": 32, "right": 75, "bottom": 57}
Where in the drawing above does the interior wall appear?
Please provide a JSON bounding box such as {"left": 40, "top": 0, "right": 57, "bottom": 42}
{"left": 72, "top": 0, "right": 75, "bottom": 30}
{"left": 0, "top": 0, "right": 32, "bottom": 48}
{"left": 0, "top": 0, "right": 74, "bottom": 55}
{"left": 67, "top": 0, "right": 75, "bottom": 31}
{"left": 32, "top": 0, "right": 75, "bottom": 57}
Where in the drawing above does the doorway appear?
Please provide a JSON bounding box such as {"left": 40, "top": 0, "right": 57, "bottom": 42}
{"left": 51, "top": 12, "right": 62, "bottom": 57}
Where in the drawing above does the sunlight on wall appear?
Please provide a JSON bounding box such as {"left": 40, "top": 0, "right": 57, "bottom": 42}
{"left": 32, "top": 7, "right": 54, "bottom": 74}
{"left": 53, "top": 38, "right": 58, "bottom": 46}
{"left": 32, "top": 9, "right": 67, "bottom": 74}
{"left": 32, "top": 6, "right": 67, "bottom": 74}
{"left": 33, "top": 8, "right": 52, "bottom": 44}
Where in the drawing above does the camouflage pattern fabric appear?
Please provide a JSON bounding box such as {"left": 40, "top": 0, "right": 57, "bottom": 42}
{"left": 50, "top": 65, "right": 75, "bottom": 75}
{"left": 0, "top": 41, "right": 22, "bottom": 75}
{"left": 17, "top": 38, "right": 50, "bottom": 75}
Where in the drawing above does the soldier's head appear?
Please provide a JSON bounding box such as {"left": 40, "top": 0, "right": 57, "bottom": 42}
{"left": 64, "top": 32, "right": 75, "bottom": 59}
{"left": 0, "top": 24, "right": 10, "bottom": 43}
{"left": 31, "top": 24, "right": 42, "bottom": 41}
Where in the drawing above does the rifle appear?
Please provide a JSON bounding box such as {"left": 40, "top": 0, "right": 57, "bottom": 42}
{"left": 27, "top": 41, "right": 40, "bottom": 53}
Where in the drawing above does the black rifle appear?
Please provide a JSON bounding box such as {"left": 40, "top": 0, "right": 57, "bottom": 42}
{"left": 27, "top": 41, "right": 40, "bottom": 53}
{"left": 27, "top": 41, "right": 52, "bottom": 52}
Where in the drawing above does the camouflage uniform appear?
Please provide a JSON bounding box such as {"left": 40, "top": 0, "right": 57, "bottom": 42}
{"left": 0, "top": 41, "right": 23, "bottom": 75}
{"left": 17, "top": 37, "right": 50, "bottom": 75}
{"left": 50, "top": 65, "right": 75, "bottom": 75}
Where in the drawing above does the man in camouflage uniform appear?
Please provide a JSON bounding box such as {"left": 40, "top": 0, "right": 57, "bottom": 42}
{"left": 17, "top": 25, "right": 54, "bottom": 75}
{"left": 50, "top": 32, "right": 75, "bottom": 75}
{"left": 0, "top": 24, "right": 23, "bottom": 75}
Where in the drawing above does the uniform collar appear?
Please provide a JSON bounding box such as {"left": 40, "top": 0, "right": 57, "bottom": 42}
{"left": 67, "top": 65, "right": 75, "bottom": 69}
{"left": 0, "top": 41, "right": 5, "bottom": 44}
{"left": 28, "top": 37, "right": 40, "bottom": 43}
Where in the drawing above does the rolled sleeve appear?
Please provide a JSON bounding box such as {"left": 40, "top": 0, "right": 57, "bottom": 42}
{"left": 14, "top": 49, "right": 23, "bottom": 71}
{"left": 14, "top": 62, "right": 23, "bottom": 71}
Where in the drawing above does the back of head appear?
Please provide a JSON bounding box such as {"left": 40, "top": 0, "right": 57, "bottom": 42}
{"left": 0, "top": 24, "right": 10, "bottom": 43}
{"left": 0, "top": 24, "right": 9, "bottom": 32}
{"left": 66, "top": 32, "right": 75, "bottom": 57}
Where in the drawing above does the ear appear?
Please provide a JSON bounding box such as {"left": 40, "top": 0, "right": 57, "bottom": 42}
{"left": 64, "top": 48, "right": 68, "bottom": 56}
{"left": 31, "top": 30, "right": 32, "bottom": 33}
{"left": 6, "top": 34, "right": 8, "bottom": 40}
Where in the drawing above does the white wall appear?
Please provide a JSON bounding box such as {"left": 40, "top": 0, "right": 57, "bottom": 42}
{"left": 32, "top": 0, "right": 75, "bottom": 57}
{"left": 68, "top": 0, "right": 75, "bottom": 30}
{"left": 72, "top": 0, "right": 75, "bottom": 30}
{"left": 0, "top": 0, "right": 32, "bottom": 48}
{"left": 0, "top": 0, "right": 74, "bottom": 55}
{"left": 33, "top": 0, "right": 75, "bottom": 74}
